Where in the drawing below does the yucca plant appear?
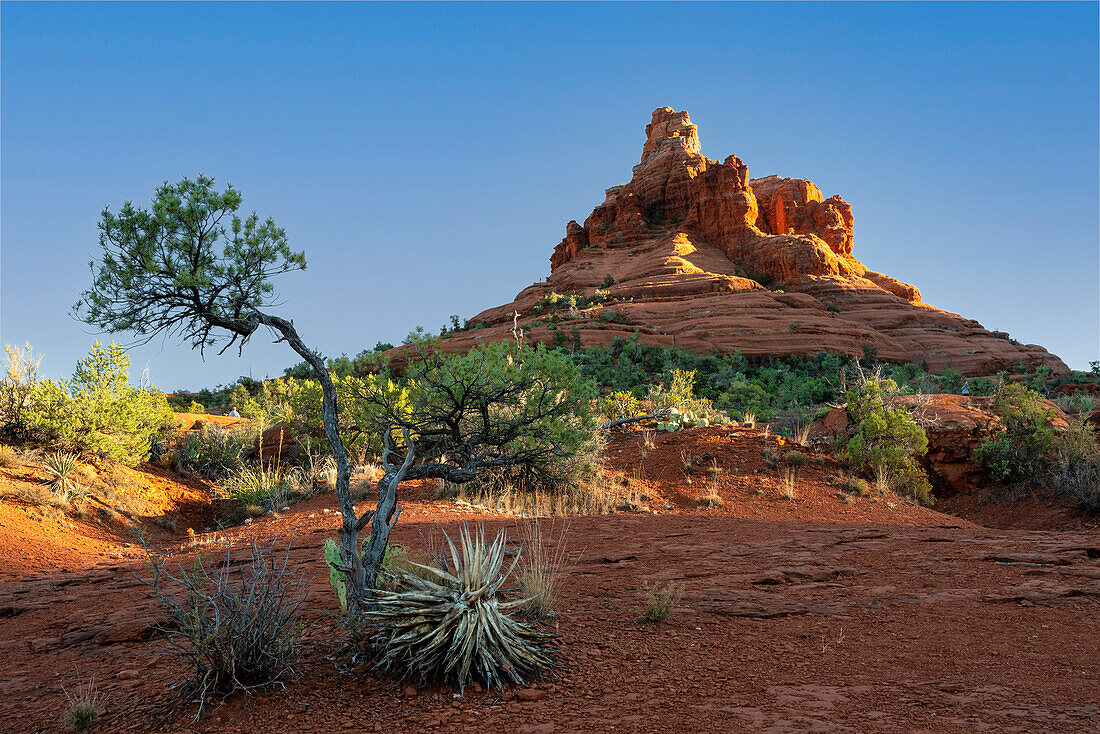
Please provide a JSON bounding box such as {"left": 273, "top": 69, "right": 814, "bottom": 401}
{"left": 362, "top": 525, "right": 557, "bottom": 692}
{"left": 45, "top": 451, "right": 84, "bottom": 502}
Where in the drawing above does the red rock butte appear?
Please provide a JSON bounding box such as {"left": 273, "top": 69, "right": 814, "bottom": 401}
{"left": 428, "top": 107, "right": 1067, "bottom": 375}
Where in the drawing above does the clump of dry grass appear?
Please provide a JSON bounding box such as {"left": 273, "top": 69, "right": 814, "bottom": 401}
{"left": 680, "top": 449, "right": 694, "bottom": 473}
{"left": 0, "top": 444, "right": 16, "bottom": 468}
{"left": 696, "top": 484, "right": 723, "bottom": 508}
{"left": 517, "top": 519, "right": 576, "bottom": 620}
{"left": 704, "top": 459, "right": 723, "bottom": 478}
{"left": 780, "top": 468, "right": 798, "bottom": 501}
{"left": 792, "top": 423, "right": 812, "bottom": 446}
{"left": 641, "top": 430, "right": 656, "bottom": 451}
{"left": 641, "top": 581, "right": 683, "bottom": 623}
{"left": 63, "top": 675, "right": 104, "bottom": 731}
{"left": 742, "top": 411, "right": 757, "bottom": 429}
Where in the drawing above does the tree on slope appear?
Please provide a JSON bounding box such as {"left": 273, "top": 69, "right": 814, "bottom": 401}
{"left": 74, "top": 174, "right": 594, "bottom": 615}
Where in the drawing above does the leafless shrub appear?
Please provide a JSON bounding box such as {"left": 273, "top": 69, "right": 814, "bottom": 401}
{"left": 140, "top": 537, "right": 306, "bottom": 720}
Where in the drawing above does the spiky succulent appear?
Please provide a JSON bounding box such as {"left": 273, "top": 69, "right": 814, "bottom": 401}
{"left": 362, "top": 525, "right": 556, "bottom": 692}
{"left": 45, "top": 451, "right": 83, "bottom": 502}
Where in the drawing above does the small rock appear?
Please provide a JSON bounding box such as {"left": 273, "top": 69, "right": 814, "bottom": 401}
{"left": 403, "top": 685, "right": 418, "bottom": 698}
{"left": 116, "top": 670, "right": 141, "bottom": 680}
{"left": 517, "top": 688, "right": 547, "bottom": 702}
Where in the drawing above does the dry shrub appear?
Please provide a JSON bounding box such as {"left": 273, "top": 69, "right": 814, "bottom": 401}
{"left": 641, "top": 581, "right": 683, "bottom": 623}
{"left": 838, "top": 476, "right": 871, "bottom": 496}
{"left": 1, "top": 482, "right": 63, "bottom": 509}
{"left": 0, "top": 444, "right": 16, "bottom": 467}
{"left": 783, "top": 450, "right": 811, "bottom": 468}
{"left": 142, "top": 537, "right": 306, "bottom": 720}
{"left": 518, "top": 519, "right": 576, "bottom": 620}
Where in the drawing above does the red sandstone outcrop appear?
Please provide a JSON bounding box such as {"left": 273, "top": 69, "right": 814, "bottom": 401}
{"left": 404, "top": 107, "right": 1068, "bottom": 375}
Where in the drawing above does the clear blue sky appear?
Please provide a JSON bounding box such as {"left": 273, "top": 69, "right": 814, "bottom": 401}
{"left": 3, "top": 2, "right": 1097, "bottom": 389}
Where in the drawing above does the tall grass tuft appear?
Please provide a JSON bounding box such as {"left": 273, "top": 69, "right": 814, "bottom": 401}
{"left": 518, "top": 519, "right": 576, "bottom": 620}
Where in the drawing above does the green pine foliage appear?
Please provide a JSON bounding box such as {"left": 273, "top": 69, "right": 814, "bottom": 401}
{"left": 25, "top": 341, "right": 175, "bottom": 465}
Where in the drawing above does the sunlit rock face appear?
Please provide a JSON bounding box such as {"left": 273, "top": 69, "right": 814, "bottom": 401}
{"left": 407, "top": 108, "right": 1067, "bottom": 375}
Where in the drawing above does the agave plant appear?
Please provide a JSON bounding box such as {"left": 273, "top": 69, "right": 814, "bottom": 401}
{"left": 45, "top": 451, "right": 84, "bottom": 502}
{"left": 362, "top": 525, "right": 556, "bottom": 692}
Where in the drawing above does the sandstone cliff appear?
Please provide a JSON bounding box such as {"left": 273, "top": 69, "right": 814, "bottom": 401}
{"left": 428, "top": 108, "right": 1067, "bottom": 375}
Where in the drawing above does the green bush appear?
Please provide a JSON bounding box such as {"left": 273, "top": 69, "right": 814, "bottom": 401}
{"left": 24, "top": 342, "right": 175, "bottom": 465}
{"left": 178, "top": 425, "right": 256, "bottom": 479}
{"left": 841, "top": 373, "right": 933, "bottom": 505}
{"left": 978, "top": 382, "right": 1056, "bottom": 484}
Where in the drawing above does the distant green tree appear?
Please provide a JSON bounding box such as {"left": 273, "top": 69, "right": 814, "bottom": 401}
{"left": 841, "top": 369, "right": 932, "bottom": 505}
{"left": 25, "top": 341, "right": 174, "bottom": 464}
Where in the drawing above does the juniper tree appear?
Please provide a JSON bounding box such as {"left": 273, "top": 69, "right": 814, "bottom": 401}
{"left": 72, "top": 175, "right": 368, "bottom": 610}
{"left": 75, "top": 174, "right": 597, "bottom": 615}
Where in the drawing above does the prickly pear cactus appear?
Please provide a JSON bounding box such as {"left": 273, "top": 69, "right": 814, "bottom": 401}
{"left": 324, "top": 538, "right": 348, "bottom": 613}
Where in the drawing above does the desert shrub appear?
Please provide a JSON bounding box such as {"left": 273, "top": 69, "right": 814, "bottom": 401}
{"left": 222, "top": 464, "right": 300, "bottom": 509}
{"left": 1052, "top": 418, "right": 1100, "bottom": 512}
{"left": 178, "top": 426, "right": 255, "bottom": 479}
{"left": 62, "top": 675, "right": 104, "bottom": 731}
{"left": 641, "top": 581, "right": 683, "bottom": 623}
{"left": 597, "top": 390, "right": 642, "bottom": 424}
{"left": 1055, "top": 392, "right": 1096, "bottom": 415}
{"left": 0, "top": 444, "right": 15, "bottom": 467}
{"left": 840, "top": 372, "right": 932, "bottom": 505}
{"left": 362, "top": 526, "right": 556, "bottom": 692}
{"left": 838, "top": 476, "right": 871, "bottom": 496}
{"left": 0, "top": 342, "right": 41, "bottom": 432}
{"left": 186, "top": 400, "right": 206, "bottom": 414}
{"left": 783, "top": 450, "right": 811, "bottom": 468}
{"left": 142, "top": 538, "right": 306, "bottom": 720}
{"left": 978, "top": 382, "right": 1056, "bottom": 484}
{"left": 441, "top": 428, "right": 610, "bottom": 516}
{"left": 24, "top": 342, "right": 175, "bottom": 465}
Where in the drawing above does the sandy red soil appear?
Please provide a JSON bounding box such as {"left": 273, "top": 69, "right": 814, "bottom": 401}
{"left": 1, "top": 428, "right": 1098, "bottom": 732}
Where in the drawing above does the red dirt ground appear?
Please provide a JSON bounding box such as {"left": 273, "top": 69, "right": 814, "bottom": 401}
{"left": 1, "top": 428, "right": 1098, "bottom": 732}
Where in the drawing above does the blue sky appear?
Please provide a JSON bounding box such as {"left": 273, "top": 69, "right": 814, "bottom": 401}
{"left": 2, "top": 1, "right": 1097, "bottom": 389}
